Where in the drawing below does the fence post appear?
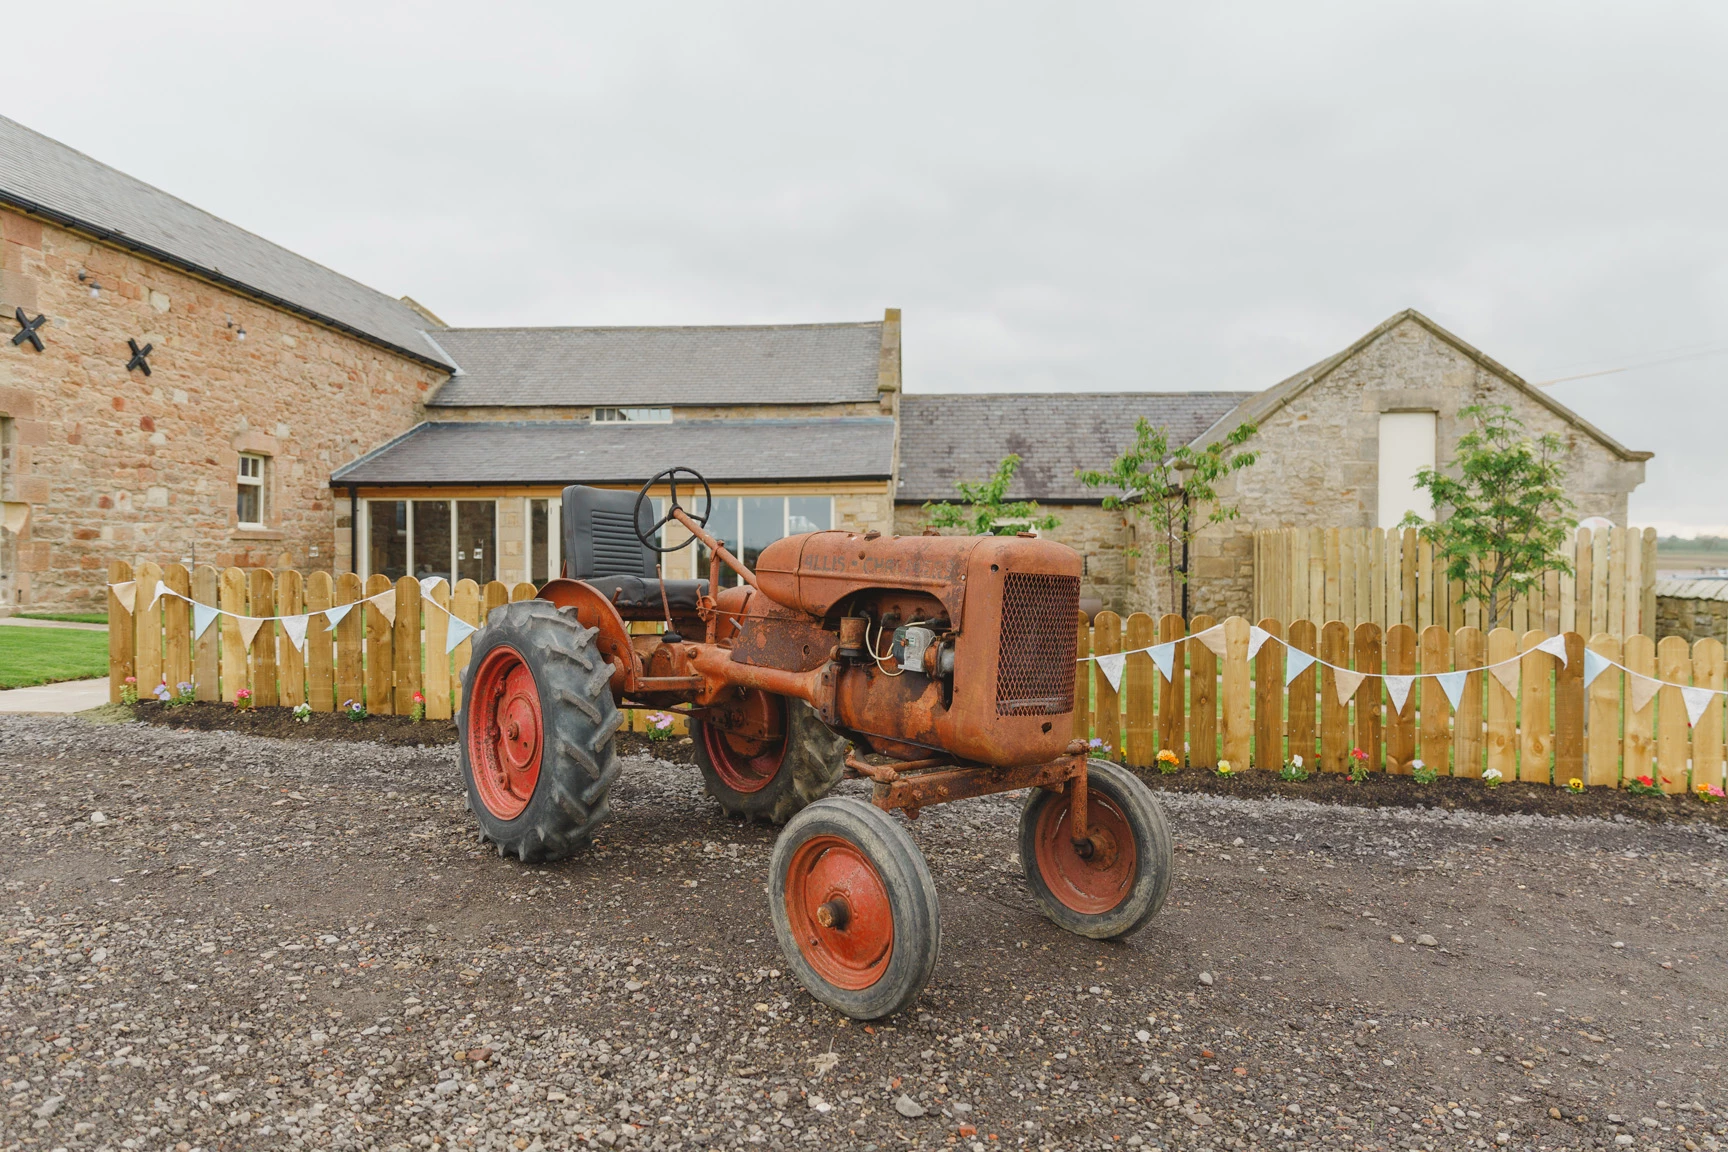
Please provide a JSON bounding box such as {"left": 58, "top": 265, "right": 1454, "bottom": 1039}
{"left": 451, "top": 579, "right": 482, "bottom": 714}
{"left": 1418, "top": 625, "right": 1451, "bottom": 773}
{"left": 1253, "top": 618, "right": 1283, "bottom": 770}
{"left": 1519, "top": 630, "right": 1552, "bottom": 785}
{"left": 1072, "top": 610, "right": 1090, "bottom": 743}
{"left": 133, "top": 561, "right": 163, "bottom": 698}
{"left": 425, "top": 579, "right": 454, "bottom": 721}
{"left": 1586, "top": 633, "right": 1622, "bottom": 788}
{"left": 335, "top": 573, "right": 364, "bottom": 711}
{"left": 394, "top": 575, "right": 423, "bottom": 715}
{"left": 1453, "top": 626, "right": 1484, "bottom": 777}
{"left": 1485, "top": 628, "right": 1517, "bottom": 783}
{"left": 248, "top": 568, "right": 278, "bottom": 709}
{"left": 1353, "top": 623, "right": 1383, "bottom": 771}
{"left": 1693, "top": 638, "right": 1725, "bottom": 793}
{"left": 1286, "top": 620, "right": 1318, "bottom": 768}
{"left": 1554, "top": 632, "right": 1585, "bottom": 785}
{"left": 1186, "top": 615, "right": 1214, "bottom": 767}
{"left": 277, "top": 568, "right": 306, "bottom": 708}
{"left": 364, "top": 572, "right": 395, "bottom": 714}
{"left": 1092, "top": 611, "right": 1122, "bottom": 758}
{"left": 1220, "top": 617, "right": 1251, "bottom": 768}
{"left": 192, "top": 565, "right": 220, "bottom": 702}
{"left": 107, "top": 560, "right": 135, "bottom": 701}
{"left": 1124, "top": 612, "right": 1155, "bottom": 768}
{"left": 163, "top": 563, "right": 191, "bottom": 694}
{"left": 1384, "top": 623, "right": 1417, "bottom": 772}
{"left": 1640, "top": 528, "right": 1657, "bottom": 639}
{"left": 306, "top": 571, "right": 335, "bottom": 711}
{"left": 1656, "top": 635, "right": 1692, "bottom": 793}
{"left": 1621, "top": 634, "right": 1655, "bottom": 790}
{"left": 1319, "top": 621, "right": 1351, "bottom": 771}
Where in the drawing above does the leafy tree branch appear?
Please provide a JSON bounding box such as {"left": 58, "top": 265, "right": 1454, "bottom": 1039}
{"left": 923, "top": 454, "right": 1061, "bottom": 536}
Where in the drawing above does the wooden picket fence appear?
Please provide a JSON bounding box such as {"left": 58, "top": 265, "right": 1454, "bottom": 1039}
{"left": 1253, "top": 525, "right": 1658, "bottom": 638}
{"left": 1076, "top": 611, "right": 1726, "bottom": 794}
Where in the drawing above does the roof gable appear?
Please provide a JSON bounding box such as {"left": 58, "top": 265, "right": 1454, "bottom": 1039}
{"left": 0, "top": 115, "right": 451, "bottom": 369}
{"left": 1191, "top": 309, "right": 1651, "bottom": 462}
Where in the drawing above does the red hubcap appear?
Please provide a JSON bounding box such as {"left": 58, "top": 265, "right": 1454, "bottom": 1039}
{"left": 784, "top": 835, "right": 894, "bottom": 990}
{"left": 1034, "top": 785, "right": 1137, "bottom": 915}
{"left": 701, "top": 692, "right": 788, "bottom": 794}
{"left": 468, "top": 645, "right": 543, "bottom": 820}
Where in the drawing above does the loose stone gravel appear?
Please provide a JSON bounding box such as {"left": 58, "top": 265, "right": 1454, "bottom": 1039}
{"left": 2, "top": 714, "right": 1726, "bottom": 1151}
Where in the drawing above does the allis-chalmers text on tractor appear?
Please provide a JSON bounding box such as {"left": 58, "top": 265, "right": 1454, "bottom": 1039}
{"left": 458, "top": 468, "right": 1174, "bottom": 1018}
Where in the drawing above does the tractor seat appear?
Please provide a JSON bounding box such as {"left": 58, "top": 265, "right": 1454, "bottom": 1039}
{"left": 579, "top": 574, "right": 707, "bottom": 617}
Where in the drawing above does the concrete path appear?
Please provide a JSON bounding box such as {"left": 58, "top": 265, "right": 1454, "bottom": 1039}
{"left": 0, "top": 678, "right": 111, "bottom": 713}
{"left": 0, "top": 617, "right": 107, "bottom": 632}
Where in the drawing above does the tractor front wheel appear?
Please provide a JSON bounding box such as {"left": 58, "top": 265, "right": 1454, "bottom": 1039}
{"left": 1018, "top": 759, "right": 1173, "bottom": 940}
{"left": 458, "top": 600, "right": 623, "bottom": 863}
{"left": 770, "top": 797, "right": 941, "bottom": 1020}
{"left": 693, "top": 691, "right": 845, "bottom": 824}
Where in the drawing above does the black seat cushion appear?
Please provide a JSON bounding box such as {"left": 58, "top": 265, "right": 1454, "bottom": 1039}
{"left": 581, "top": 575, "right": 708, "bottom": 618}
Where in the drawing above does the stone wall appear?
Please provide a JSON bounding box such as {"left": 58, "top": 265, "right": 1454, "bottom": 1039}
{"left": 0, "top": 208, "right": 446, "bottom": 612}
{"left": 1655, "top": 582, "right": 1728, "bottom": 645}
{"left": 1188, "top": 315, "right": 1648, "bottom": 620}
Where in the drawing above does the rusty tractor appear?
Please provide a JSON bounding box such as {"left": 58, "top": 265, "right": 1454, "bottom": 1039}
{"left": 458, "top": 468, "right": 1173, "bottom": 1018}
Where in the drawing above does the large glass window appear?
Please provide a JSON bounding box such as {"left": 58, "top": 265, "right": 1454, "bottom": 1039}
{"left": 412, "top": 501, "right": 452, "bottom": 583}
{"left": 788, "top": 496, "right": 833, "bottom": 535}
{"left": 696, "top": 495, "right": 835, "bottom": 588}
{"left": 368, "top": 500, "right": 407, "bottom": 581}
{"left": 742, "top": 497, "right": 782, "bottom": 570}
{"left": 530, "top": 499, "right": 551, "bottom": 584}
{"left": 457, "top": 501, "right": 495, "bottom": 585}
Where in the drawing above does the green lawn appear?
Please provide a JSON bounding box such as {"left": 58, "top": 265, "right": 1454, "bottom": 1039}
{"left": 18, "top": 611, "right": 109, "bottom": 625}
{"left": 0, "top": 627, "right": 110, "bottom": 689}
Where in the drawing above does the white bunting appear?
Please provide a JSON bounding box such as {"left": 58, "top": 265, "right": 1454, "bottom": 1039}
{"left": 1284, "top": 647, "right": 1316, "bottom": 686}
{"left": 1247, "top": 625, "right": 1274, "bottom": 660}
{"left": 1333, "top": 668, "right": 1366, "bottom": 707}
{"left": 418, "top": 575, "right": 446, "bottom": 599}
{"left": 1384, "top": 674, "right": 1414, "bottom": 714}
{"left": 1095, "top": 652, "right": 1126, "bottom": 692}
{"left": 1628, "top": 673, "right": 1661, "bottom": 715}
{"left": 192, "top": 602, "right": 220, "bottom": 640}
{"left": 1682, "top": 685, "right": 1716, "bottom": 728}
{"left": 444, "top": 614, "right": 478, "bottom": 654}
{"left": 281, "top": 614, "right": 310, "bottom": 653}
{"left": 149, "top": 579, "right": 170, "bottom": 610}
{"left": 324, "top": 602, "right": 354, "bottom": 629}
{"left": 372, "top": 588, "right": 397, "bottom": 628}
{"left": 1434, "top": 670, "right": 1468, "bottom": 712}
{"left": 110, "top": 581, "right": 136, "bottom": 615}
{"left": 1582, "top": 648, "right": 1613, "bottom": 689}
{"left": 1149, "top": 641, "right": 1177, "bottom": 683}
{"left": 1489, "top": 659, "right": 1521, "bottom": 698}
{"left": 1194, "top": 625, "right": 1228, "bottom": 660}
{"left": 1534, "top": 634, "right": 1569, "bottom": 665}
{"left": 236, "top": 615, "right": 267, "bottom": 652}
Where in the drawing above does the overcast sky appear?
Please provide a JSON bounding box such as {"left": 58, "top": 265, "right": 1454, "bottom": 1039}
{"left": 7, "top": 3, "right": 1725, "bottom": 531}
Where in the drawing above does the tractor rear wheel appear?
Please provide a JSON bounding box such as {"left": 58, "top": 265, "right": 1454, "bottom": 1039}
{"left": 693, "top": 691, "right": 846, "bottom": 824}
{"left": 770, "top": 797, "right": 941, "bottom": 1020}
{"left": 1017, "top": 759, "right": 1173, "bottom": 940}
{"left": 458, "top": 599, "right": 623, "bottom": 863}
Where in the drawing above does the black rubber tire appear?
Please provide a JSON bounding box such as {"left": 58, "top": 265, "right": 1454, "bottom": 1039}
{"left": 1018, "top": 759, "right": 1173, "bottom": 940}
{"left": 694, "top": 696, "right": 847, "bottom": 824}
{"left": 457, "top": 599, "right": 624, "bottom": 863}
{"left": 769, "top": 797, "right": 941, "bottom": 1020}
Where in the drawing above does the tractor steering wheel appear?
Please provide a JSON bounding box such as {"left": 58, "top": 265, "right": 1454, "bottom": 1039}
{"left": 635, "top": 466, "right": 713, "bottom": 553}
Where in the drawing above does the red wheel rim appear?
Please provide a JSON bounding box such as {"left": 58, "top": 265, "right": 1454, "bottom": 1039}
{"left": 468, "top": 645, "right": 543, "bottom": 821}
{"left": 783, "top": 834, "right": 894, "bottom": 990}
{"left": 701, "top": 692, "right": 788, "bottom": 794}
{"left": 1033, "top": 785, "right": 1137, "bottom": 916}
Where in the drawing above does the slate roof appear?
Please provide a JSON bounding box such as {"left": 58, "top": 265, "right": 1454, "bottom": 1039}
{"left": 897, "top": 392, "right": 1253, "bottom": 504}
{"left": 0, "top": 115, "right": 452, "bottom": 369}
{"left": 425, "top": 323, "right": 884, "bottom": 408}
{"left": 330, "top": 417, "right": 896, "bottom": 487}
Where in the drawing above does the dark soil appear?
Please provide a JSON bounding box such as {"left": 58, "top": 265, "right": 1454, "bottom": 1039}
{"left": 1125, "top": 762, "right": 1728, "bottom": 827}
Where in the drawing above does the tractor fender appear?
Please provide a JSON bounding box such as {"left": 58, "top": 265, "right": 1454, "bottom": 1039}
{"left": 534, "top": 577, "right": 639, "bottom": 698}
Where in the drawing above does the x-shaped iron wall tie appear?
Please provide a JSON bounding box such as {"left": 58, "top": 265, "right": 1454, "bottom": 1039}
{"left": 126, "top": 338, "right": 153, "bottom": 375}
{"left": 11, "top": 307, "right": 45, "bottom": 351}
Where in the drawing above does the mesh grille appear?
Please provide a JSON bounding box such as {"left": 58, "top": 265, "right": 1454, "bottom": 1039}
{"left": 995, "top": 572, "right": 1080, "bottom": 716}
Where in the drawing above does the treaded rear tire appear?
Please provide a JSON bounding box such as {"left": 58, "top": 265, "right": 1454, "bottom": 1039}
{"left": 694, "top": 696, "right": 847, "bottom": 824}
{"left": 458, "top": 599, "right": 623, "bottom": 862}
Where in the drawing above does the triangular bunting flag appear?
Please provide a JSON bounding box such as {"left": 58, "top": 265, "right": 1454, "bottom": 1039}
{"left": 236, "top": 615, "right": 267, "bottom": 652}
{"left": 1284, "top": 647, "right": 1317, "bottom": 685}
{"left": 1628, "top": 673, "right": 1661, "bottom": 715}
{"left": 324, "top": 602, "right": 354, "bottom": 628}
{"left": 149, "top": 579, "right": 170, "bottom": 610}
{"left": 371, "top": 588, "right": 397, "bottom": 628}
{"left": 1435, "top": 670, "right": 1468, "bottom": 712}
{"left": 192, "top": 602, "right": 220, "bottom": 640}
{"left": 1096, "top": 652, "right": 1126, "bottom": 692}
{"left": 281, "top": 614, "right": 310, "bottom": 653}
{"left": 1534, "top": 634, "right": 1569, "bottom": 666}
{"left": 419, "top": 575, "right": 446, "bottom": 599}
{"left": 1384, "top": 674, "right": 1414, "bottom": 714}
{"left": 1489, "top": 659, "right": 1520, "bottom": 698}
{"left": 110, "top": 581, "right": 136, "bottom": 615}
{"left": 1582, "top": 649, "right": 1612, "bottom": 690}
{"left": 444, "top": 615, "right": 479, "bottom": 654}
{"left": 1247, "top": 626, "right": 1274, "bottom": 660}
{"left": 1333, "top": 668, "right": 1366, "bottom": 707}
{"left": 1194, "top": 625, "right": 1228, "bottom": 660}
{"left": 1682, "top": 685, "right": 1716, "bottom": 728}
{"left": 1149, "top": 641, "right": 1177, "bottom": 683}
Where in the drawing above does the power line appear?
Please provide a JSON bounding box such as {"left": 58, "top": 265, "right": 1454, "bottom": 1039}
{"left": 1531, "top": 343, "right": 1728, "bottom": 387}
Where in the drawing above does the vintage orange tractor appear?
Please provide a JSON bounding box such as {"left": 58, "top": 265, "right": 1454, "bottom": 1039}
{"left": 458, "top": 468, "right": 1173, "bottom": 1018}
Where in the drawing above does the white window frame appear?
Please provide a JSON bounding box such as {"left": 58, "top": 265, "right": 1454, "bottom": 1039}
{"left": 525, "top": 496, "right": 562, "bottom": 583}
{"left": 593, "top": 407, "right": 672, "bottom": 423}
{"left": 360, "top": 497, "right": 499, "bottom": 583}
{"left": 236, "top": 453, "right": 268, "bottom": 528}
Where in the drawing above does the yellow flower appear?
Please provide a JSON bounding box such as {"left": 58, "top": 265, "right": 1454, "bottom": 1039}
{"left": 1568, "top": 777, "right": 1584, "bottom": 794}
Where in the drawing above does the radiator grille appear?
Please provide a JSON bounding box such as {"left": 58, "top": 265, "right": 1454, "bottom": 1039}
{"left": 591, "top": 509, "right": 648, "bottom": 576}
{"left": 995, "top": 572, "right": 1080, "bottom": 716}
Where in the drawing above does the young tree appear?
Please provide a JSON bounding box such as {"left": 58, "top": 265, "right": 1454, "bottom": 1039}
{"left": 922, "top": 454, "right": 1060, "bottom": 536}
{"left": 1076, "top": 418, "right": 1257, "bottom": 613}
{"left": 1401, "top": 403, "right": 1576, "bottom": 628}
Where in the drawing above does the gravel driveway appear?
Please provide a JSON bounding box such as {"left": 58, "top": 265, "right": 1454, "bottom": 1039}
{"left": 2, "top": 714, "right": 1725, "bottom": 1152}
